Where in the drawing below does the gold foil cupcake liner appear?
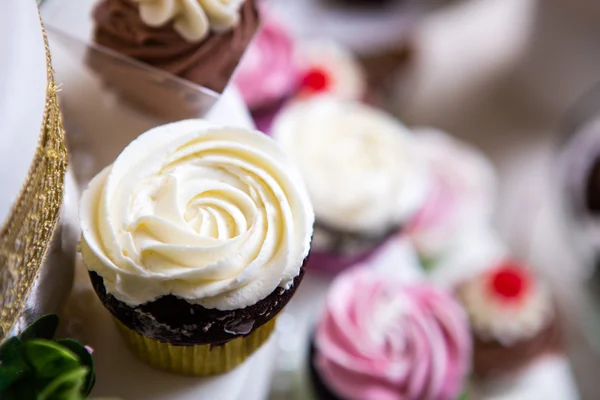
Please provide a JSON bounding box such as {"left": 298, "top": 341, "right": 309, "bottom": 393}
{"left": 115, "top": 317, "right": 276, "bottom": 376}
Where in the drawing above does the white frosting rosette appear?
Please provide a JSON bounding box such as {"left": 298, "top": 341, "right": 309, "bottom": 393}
{"left": 134, "top": 0, "right": 245, "bottom": 42}
{"left": 80, "top": 119, "right": 314, "bottom": 310}
{"left": 408, "top": 128, "right": 497, "bottom": 264}
{"left": 272, "top": 96, "right": 428, "bottom": 238}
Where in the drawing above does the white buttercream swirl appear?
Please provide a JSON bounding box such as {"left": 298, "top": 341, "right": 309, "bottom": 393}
{"left": 80, "top": 119, "right": 314, "bottom": 310}
{"left": 272, "top": 96, "right": 428, "bottom": 235}
{"left": 133, "top": 0, "right": 245, "bottom": 42}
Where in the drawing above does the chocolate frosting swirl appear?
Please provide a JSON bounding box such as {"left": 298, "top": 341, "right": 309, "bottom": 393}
{"left": 93, "top": 0, "right": 259, "bottom": 93}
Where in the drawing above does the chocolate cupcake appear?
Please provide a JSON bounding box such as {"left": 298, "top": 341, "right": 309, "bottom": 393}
{"left": 79, "top": 119, "right": 314, "bottom": 375}
{"left": 89, "top": 0, "right": 259, "bottom": 120}
{"left": 457, "top": 261, "right": 562, "bottom": 379}
{"left": 309, "top": 268, "right": 472, "bottom": 400}
{"left": 272, "top": 96, "right": 428, "bottom": 274}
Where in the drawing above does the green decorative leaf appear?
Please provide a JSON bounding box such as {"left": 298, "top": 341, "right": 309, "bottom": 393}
{"left": 38, "top": 366, "right": 88, "bottom": 400}
{"left": 56, "top": 339, "right": 95, "bottom": 396}
{"left": 0, "top": 336, "right": 22, "bottom": 361}
{"left": 20, "top": 314, "right": 60, "bottom": 341}
{"left": 22, "top": 339, "right": 80, "bottom": 379}
{"left": 1, "top": 378, "right": 38, "bottom": 400}
{"left": 0, "top": 337, "right": 28, "bottom": 392}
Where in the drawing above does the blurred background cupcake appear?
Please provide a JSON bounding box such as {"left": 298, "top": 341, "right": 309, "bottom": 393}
{"left": 456, "top": 260, "right": 563, "bottom": 380}
{"left": 295, "top": 40, "right": 367, "bottom": 103}
{"left": 308, "top": 268, "right": 472, "bottom": 400}
{"left": 89, "top": 0, "right": 260, "bottom": 120}
{"left": 407, "top": 128, "right": 498, "bottom": 271}
{"left": 235, "top": 30, "right": 367, "bottom": 133}
{"left": 272, "top": 96, "right": 429, "bottom": 274}
{"left": 234, "top": 6, "right": 301, "bottom": 132}
{"left": 79, "top": 120, "right": 315, "bottom": 375}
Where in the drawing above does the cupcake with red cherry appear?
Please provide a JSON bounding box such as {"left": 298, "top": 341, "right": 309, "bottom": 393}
{"left": 295, "top": 40, "right": 367, "bottom": 102}
{"left": 309, "top": 268, "right": 472, "bottom": 400}
{"left": 457, "top": 260, "right": 562, "bottom": 379}
{"left": 236, "top": 33, "right": 367, "bottom": 133}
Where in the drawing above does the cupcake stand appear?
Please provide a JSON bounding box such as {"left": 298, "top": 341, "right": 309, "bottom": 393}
{"left": 39, "top": 3, "right": 276, "bottom": 399}
{"left": 266, "top": 1, "right": 581, "bottom": 399}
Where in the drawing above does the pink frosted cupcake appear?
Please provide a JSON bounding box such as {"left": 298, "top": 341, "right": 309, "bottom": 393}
{"left": 272, "top": 97, "right": 428, "bottom": 274}
{"left": 457, "top": 260, "right": 562, "bottom": 379}
{"left": 234, "top": 8, "right": 300, "bottom": 132}
{"left": 408, "top": 128, "right": 497, "bottom": 270}
{"left": 309, "top": 268, "right": 472, "bottom": 400}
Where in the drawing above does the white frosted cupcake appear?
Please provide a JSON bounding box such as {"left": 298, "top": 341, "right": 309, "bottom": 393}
{"left": 408, "top": 128, "right": 497, "bottom": 270}
{"left": 79, "top": 119, "right": 314, "bottom": 375}
{"left": 457, "top": 260, "right": 562, "bottom": 379}
{"left": 272, "top": 96, "right": 428, "bottom": 273}
{"left": 295, "top": 40, "right": 367, "bottom": 102}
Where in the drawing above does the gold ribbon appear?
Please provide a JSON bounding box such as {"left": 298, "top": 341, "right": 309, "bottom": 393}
{"left": 0, "top": 15, "right": 68, "bottom": 338}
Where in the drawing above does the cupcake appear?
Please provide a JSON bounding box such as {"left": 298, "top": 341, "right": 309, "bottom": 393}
{"left": 457, "top": 260, "right": 562, "bottom": 379}
{"left": 236, "top": 35, "right": 367, "bottom": 134}
{"left": 408, "top": 128, "right": 497, "bottom": 270}
{"left": 234, "top": 8, "right": 300, "bottom": 132}
{"left": 272, "top": 96, "right": 428, "bottom": 273}
{"left": 310, "top": 268, "right": 472, "bottom": 400}
{"left": 89, "top": 0, "right": 260, "bottom": 120}
{"left": 79, "top": 119, "right": 314, "bottom": 375}
{"left": 296, "top": 40, "right": 367, "bottom": 102}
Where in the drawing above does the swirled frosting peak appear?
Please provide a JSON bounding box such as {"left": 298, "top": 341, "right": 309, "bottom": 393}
{"left": 80, "top": 119, "right": 314, "bottom": 310}
{"left": 133, "top": 0, "right": 246, "bottom": 42}
{"left": 315, "top": 269, "right": 471, "bottom": 400}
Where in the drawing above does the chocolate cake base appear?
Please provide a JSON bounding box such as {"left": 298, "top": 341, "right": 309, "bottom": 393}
{"left": 308, "top": 338, "right": 343, "bottom": 400}
{"left": 89, "top": 263, "right": 305, "bottom": 346}
{"left": 473, "top": 316, "right": 563, "bottom": 380}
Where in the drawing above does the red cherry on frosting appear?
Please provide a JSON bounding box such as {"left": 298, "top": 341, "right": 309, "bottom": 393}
{"left": 487, "top": 261, "right": 531, "bottom": 301}
{"left": 300, "top": 67, "right": 331, "bottom": 93}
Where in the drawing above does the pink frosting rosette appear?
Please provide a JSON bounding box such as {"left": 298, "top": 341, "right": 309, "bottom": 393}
{"left": 314, "top": 269, "right": 471, "bottom": 400}
{"left": 407, "top": 128, "right": 497, "bottom": 266}
{"left": 234, "top": 8, "right": 299, "bottom": 111}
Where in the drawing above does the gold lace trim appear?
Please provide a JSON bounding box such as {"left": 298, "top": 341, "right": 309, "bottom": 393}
{"left": 0, "top": 15, "right": 68, "bottom": 338}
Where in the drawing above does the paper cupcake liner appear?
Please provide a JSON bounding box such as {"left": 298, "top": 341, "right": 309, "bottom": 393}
{"left": 115, "top": 317, "right": 276, "bottom": 376}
